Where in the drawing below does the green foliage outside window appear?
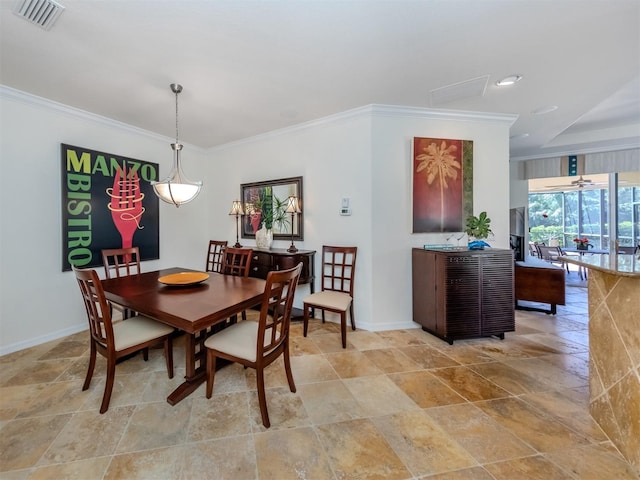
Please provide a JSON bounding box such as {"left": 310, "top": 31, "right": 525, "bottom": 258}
{"left": 528, "top": 186, "right": 639, "bottom": 248}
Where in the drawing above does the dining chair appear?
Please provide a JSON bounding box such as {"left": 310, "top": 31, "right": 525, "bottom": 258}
{"left": 205, "top": 240, "right": 228, "bottom": 273}
{"left": 101, "top": 246, "right": 141, "bottom": 319}
{"left": 303, "top": 245, "right": 357, "bottom": 348}
{"left": 536, "top": 245, "right": 569, "bottom": 273}
{"left": 73, "top": 267, "right": 174, "bottom": 414}
{"left": 617, "top": 246, "right": 639, "bottom": 254}
{"left": 220, "top": 246, "right": 253, "bottom": 277}
{"left": 205, "top": 263, "right": 303, "bottom": 428}
{"left": 220, "top": 247, "right": 253, "bottom": 323}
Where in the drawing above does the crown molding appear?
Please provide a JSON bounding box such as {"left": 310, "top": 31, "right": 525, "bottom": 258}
{"left": 2, "top": 85, "right": 519, "bottom": 154}
{"left": 368, "top": 104, "right": 518, "bottom": 126}
{"left": 0, "top": 84, "right": 207, "bottom": 152}
{"left": 209, "top": 104, "right": 518, "bottom": 153}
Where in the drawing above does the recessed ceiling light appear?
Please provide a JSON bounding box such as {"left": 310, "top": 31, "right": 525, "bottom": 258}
{"left": 510, "top": 133, "right": 530, "bottom": 140}
{"left": 496, "top": 75, "right": 523, "bottom": 86}
{"left": 532, "top": 105, "right": 559, "bottom": 115}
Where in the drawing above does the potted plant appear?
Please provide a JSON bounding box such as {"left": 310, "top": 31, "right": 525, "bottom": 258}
{"left": 254, "top": 188, "right": 290, "bottom": 248}
{"left": 573, "top": 236, "right": 592, "bottom": 251}
{"left": 465, "top": 211, "right": 492, "bottom": 249}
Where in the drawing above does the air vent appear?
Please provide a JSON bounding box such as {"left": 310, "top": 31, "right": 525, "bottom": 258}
{"left": 12, "top": 0, "right": 65, "bottom": 31}
{"left": 430, "top": 75, "right": 489, "bottom": 107}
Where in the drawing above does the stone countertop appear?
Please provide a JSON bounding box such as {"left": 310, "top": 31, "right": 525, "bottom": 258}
{"left": 562, "top": 253, "right": 640, "bottom": 277}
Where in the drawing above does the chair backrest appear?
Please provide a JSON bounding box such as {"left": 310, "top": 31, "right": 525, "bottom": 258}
{"left": 73, "top": 267, "right": 114, "bottom": 349}
{"left": 221, "top": 247, "right": 253, "bottom": 277}
{"left": 206, "top": 240, "right": 228, "bottom": 273}
{"left": 536, "top": 245, "right": 563, "bottom": 261}
{"left": 257, "top": 263, "right": 303, "bottom": 357}
{"left": 320, "top": 245, "right": 357, "bottom": 296}
{"left": 101, "top": 247, "right": 141, "bottom": 279}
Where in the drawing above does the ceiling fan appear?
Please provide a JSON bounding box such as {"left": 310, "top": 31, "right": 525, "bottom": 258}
{"left": 570, "top": 175, "right": 599, "bottom": 187}
{"left": 543, "top": 175, "right": 610, "bottom": 190}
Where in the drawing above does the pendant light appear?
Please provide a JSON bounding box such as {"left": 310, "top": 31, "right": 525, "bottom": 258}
{"left": 152, "top": 83, "right": 202, "bottom": 207}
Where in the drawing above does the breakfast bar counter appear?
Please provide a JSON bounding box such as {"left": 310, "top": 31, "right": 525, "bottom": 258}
{"left": 562, "top": 253, "right": 640, "bottom": 468}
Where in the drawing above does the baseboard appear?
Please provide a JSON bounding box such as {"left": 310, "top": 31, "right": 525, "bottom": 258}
{"left": 0, "top": 323, "right": 87, "bottom": 356}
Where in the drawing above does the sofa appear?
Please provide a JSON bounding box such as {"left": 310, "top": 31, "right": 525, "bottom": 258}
{"left": 514, "top": 256, "right": 566, "bottom": 314}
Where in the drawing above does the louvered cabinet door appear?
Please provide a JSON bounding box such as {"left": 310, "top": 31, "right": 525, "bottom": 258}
{"left": 412, "top": 248, "right": 514, "bottom": 344}
{"left": 442, "top": 254, "right": 481, "bottom": 340}
{"left": 480, "top": 251, "right": 515, "bottom": 337}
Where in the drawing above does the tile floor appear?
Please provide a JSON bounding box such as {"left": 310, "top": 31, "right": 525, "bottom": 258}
{"left": 1, "top": 280, "right": 639, "bottom": 479}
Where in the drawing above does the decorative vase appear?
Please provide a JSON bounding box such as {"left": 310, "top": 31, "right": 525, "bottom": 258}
{"left": 577, "top": 243, "right": 588, "bottom": 251}
{"left": 255, "top": 226, "right": 273, "bottom": 249}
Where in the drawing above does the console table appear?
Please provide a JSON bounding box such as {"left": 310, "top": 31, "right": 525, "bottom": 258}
{"left": 248, "top": 248, "right": 315, "bottom": 318}
{"left": 412, "top": 248, "right": 515, "bottom": 344}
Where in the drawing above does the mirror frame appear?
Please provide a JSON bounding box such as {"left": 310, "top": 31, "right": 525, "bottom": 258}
{"left": 240, "top": 176, "right": 303, "bottom": 241}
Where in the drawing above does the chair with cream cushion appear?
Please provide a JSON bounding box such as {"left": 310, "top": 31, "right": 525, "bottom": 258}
{"left": 303, "top": 245, "right": 357, "bottom": 348}
{"left": 205, "top": 262, "right": 302, "bottom": 428}
{"left": 73, "top": 266, "right": 174, "bottom": 414}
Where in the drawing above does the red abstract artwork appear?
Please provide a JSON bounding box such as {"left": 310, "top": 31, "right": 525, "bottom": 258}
{"left": 412, "top": 137, "right": 473, "bottom": 233}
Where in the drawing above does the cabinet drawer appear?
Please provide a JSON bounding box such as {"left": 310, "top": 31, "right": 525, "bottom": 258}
{"left": 250, "top": 264, "right": 271, "bottom": 279}
{"left": 251, "top": 251, "right": 272, "bottom": 267}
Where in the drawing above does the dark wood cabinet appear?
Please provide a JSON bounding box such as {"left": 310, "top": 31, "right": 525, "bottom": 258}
{"left": 412, "top": 248, "right": 514, "bottom": 344}
{"left": 248, "top": 248, "right": 315, "bottom": 318}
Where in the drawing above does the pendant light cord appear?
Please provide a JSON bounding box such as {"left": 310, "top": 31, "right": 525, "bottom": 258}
{"left": 175, "top": 87, "right": 179, "bottom": 144}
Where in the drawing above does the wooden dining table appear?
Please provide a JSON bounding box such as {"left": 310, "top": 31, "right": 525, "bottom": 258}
{"left": 101, "top": 267, "right": 266, "bottom": 405}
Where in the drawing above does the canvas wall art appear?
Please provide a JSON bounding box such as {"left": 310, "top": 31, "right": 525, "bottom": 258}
{"left": 61, "top": 144, "right": 160, "bottom": 271}
{"left": 412, "top": 137, "right": 473, "bottom": 233}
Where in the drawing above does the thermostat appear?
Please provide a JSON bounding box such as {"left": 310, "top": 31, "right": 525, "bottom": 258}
{"left": 340, "top": 197, "right": 352, "bottom": 216}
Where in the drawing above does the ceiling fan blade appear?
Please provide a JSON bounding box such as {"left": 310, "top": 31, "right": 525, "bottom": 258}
{"left": 570, "top": 175, "right": 593, "bottom": 185}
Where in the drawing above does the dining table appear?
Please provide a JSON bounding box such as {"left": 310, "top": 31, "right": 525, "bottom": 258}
{"left": 101, "top": 267, "right": 266, "bottom": 405}
{"left": 561, "top": 247, "right": 609, "bottom": 280}
{"left": 561, "top": 247, "right": 610, "bottom": 255}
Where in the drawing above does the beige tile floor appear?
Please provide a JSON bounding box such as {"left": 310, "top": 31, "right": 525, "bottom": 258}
{"left": 1, "top": 282, "right": 639, "bottom": 479}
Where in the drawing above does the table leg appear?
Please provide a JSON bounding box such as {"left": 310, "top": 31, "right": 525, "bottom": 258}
{"left": 166, "top": 325, "right": 233, "bottom": 405}
{"left": 167, "top": 332, "right": 206, "bottom": 405}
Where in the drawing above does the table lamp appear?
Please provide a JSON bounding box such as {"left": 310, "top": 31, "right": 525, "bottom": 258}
{"left": 285, "top": 196, "right": 301, "bottom": 253}
{"left": 229, "top": 200, "right": 244, "bottom": 248}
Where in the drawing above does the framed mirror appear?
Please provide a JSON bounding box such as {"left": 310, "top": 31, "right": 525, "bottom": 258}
{"left": 241, "top": 176, "right": 303, "bottom": 240}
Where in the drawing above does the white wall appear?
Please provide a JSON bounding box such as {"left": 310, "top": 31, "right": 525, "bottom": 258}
{"left": 0, "top": 89, "right": 514, "bottom": 353}
{"left": 370, "top": 108, "right": 515, "bottom": 330}
{"left": 206, "top": 109, "right": 375, "bottom": 325}
{"left": 0, "top": 87, "right": 209, "bottom": 354}
{"left": 206, "top": 105, "right": 515, "bottom": 332}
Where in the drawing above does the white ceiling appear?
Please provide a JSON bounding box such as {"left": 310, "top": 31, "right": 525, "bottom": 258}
{"left": 1, "top": 0, "right": 639, "bottom": 161}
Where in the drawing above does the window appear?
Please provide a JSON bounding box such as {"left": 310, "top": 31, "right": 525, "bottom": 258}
{"left": 528, "top": 172, "right": 639, "bottom": 249}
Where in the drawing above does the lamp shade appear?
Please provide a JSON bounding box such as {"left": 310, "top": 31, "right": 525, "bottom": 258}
{"left": 229, "top": 200, "right": 244, "bottom": 215}
{"left": 285, "top": 196, "right": 301, "bottom": 214}
{"left": 152, "top": 143, "right": 202, "bottom": 206}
